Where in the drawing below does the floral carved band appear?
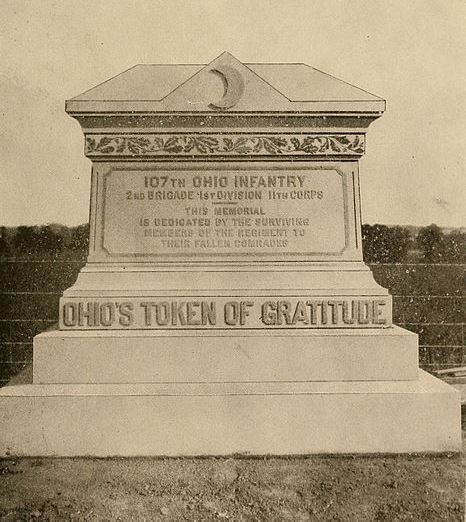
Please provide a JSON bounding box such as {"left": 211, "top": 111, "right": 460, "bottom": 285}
{"left": 85, "top": 134, "right": 365, "bottom": 157}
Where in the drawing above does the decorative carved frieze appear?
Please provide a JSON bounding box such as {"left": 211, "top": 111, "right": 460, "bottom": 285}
{"left": 85, "top": 134, "right": 365, "bottom": 157}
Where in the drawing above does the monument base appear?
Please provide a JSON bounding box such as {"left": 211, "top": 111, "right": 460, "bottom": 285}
{"left": 33, "top": 326, "right": 418, "bottom": 383}
{"left": 0, "top": 371, "right": 460, "bottom": 456}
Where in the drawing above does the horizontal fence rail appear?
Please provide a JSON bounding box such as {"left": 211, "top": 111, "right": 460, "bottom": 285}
{"left": 0, "top": 260, "right": 464, "bottom": 386}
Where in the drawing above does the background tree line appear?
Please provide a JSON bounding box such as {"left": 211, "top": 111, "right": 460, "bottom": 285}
{"left": 0, "top": 223, "right": 464, "bottom": 263}
{"left": 361, "top": 224, "right": 464, "bottom": 263}
{"left": 0, "top": 224, "right": 89, "bottom": 259}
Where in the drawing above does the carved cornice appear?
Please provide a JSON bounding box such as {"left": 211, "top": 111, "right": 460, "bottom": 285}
{"left": 85, "top": 133, "right": 365, "bottom": 157}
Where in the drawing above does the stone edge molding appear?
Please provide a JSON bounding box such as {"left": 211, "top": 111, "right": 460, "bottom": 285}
{"left": 85, "top": 133, "right": 365, "bottom": 157}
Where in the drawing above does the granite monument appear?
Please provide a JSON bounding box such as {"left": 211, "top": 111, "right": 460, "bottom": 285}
{"left": 0, "top": 53, "right": 460, "bottom": 455}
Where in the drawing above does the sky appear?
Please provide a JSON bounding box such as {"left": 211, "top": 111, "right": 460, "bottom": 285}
{"left": 1, "top": 0, "right": 465, "bottom": 227}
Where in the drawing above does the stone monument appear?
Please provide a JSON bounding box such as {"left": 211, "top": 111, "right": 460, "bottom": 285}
{"left": 0, "top": 53, "right": 460, "bottom": 455}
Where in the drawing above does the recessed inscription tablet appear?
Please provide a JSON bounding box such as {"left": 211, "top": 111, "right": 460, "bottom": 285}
{"left": 102, "top": 168, "right": 347, "bottom": 259}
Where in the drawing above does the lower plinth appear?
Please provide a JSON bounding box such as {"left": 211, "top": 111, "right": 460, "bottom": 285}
{"left": 33, "top": 327, "right": 418, "bottom": 383}
{"left": 0, "top": 371, "right": 460, "bottom": 456}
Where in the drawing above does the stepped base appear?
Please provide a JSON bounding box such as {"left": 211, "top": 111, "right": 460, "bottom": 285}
{"left": 0, "top": 371, "right": 460, "bottom": 456}
{"left": 33, "top": 326, "right": 418, "bottom": 383}
{"left": 65, "top": 262, "right": 388, "bottom": 295}
{"left": 59, "top": 263, "right": 392, "bottom": 330}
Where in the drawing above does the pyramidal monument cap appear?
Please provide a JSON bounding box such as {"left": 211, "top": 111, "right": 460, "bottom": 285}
{"left": 66, "top": 51, "right": 385, "bottom": 114}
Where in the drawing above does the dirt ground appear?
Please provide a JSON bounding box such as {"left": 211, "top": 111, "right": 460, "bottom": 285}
{"left": 0, "top": 443, "right": 464, "bottom": 522}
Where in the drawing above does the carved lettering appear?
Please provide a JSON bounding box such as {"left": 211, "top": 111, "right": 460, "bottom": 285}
{"left": 102, "top": 168, "right": 346, "bottom": 258}
{"left": 60, "top": 297, "right": 391, "bottom": 329}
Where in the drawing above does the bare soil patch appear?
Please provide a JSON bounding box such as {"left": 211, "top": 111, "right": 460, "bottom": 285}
{"left": 0, "top": 448, "right": 463, "bottom": 521}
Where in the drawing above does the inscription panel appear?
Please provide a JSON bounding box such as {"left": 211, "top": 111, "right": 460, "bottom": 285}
{"left": 60, "top": 296, "right": 392, "bottom": 330}
{"left": 101, "top": 168, "right": 348, "bottom": 259}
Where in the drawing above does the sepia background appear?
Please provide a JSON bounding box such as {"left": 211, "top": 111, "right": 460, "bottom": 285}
{"left": 1, "top": 0, "right": 465, "bottom": 228}
{"left": 0, "top": 2, "right": 464, "bottom": 518}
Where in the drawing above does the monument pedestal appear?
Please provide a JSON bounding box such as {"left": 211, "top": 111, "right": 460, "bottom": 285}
{"left": 1, "top": 322, "right": 459, "bottom": 456}
{"left": 32, "top": 327, "right": 418, "bottom": 384}
{"left": 0, "top": 52, "right": 460, "bottom": 455}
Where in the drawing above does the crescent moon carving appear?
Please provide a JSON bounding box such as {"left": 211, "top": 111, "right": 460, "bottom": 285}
{"left": 208, "top": 66, "right": 245, "bottom": 110}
